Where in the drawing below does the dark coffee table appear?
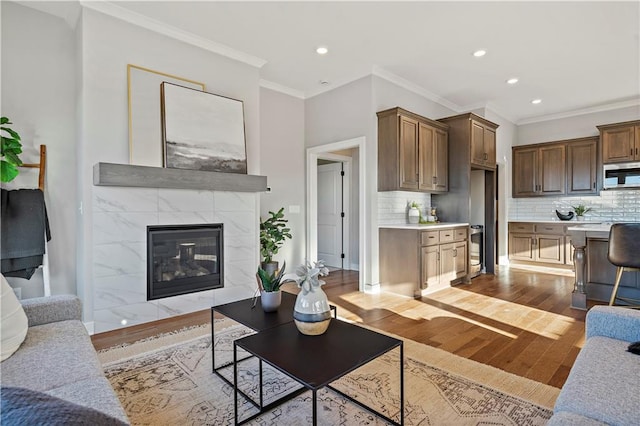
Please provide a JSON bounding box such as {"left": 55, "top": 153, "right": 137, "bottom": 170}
{"left": 233, "top": 319, "right": 404, "bottom": 425}
{"left": 211, "top": 292, "right": 337, "bottom": 410}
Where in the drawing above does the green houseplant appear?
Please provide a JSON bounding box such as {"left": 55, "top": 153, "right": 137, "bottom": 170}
{"left": 259, "top": 207, "right": 292, "bottom": 274}
{"left": 572, "top": 204, "right": 592, "bottom": 221}
{"left": 1, "top": 117, "right": 23, "bottom": 183}
{"left": 256, "top": 261, "right": 287, "bottom": 312}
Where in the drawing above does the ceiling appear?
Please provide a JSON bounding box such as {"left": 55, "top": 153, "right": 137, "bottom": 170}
{"left": 21, "top": 1, "right": 640, "bottom": 124}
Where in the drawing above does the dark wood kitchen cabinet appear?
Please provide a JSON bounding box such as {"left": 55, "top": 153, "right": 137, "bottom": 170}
{"left": 508, "top": 222, "right": 572, "bottom": 267}
{"left": 380, "top": 226, "right": 468, "bottom": 298}
{"left": 598, "top": 120, "right": 640, "bottom": 164}
{"left": 438, "top": 113, "right": 498, "bottom": 170}
{"left": 377, "top": 107, "right": 449, "bottom": 192}
{"left": 512, "top": 136, "right": 598, "bottom": 198}
{"left": 567, "top": 137, "right": 598, "bottom": 194}
{"left": 512, "top": 143, "right": 566, "bottom": 197}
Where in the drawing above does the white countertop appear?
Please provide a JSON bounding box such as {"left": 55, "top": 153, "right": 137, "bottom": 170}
{"left": 380, "top": 222, "right": 469, "bottom": 230}
{"left": 509, "top": 219, "right": 603, "bottom": 224}
{"left": 567, "top": 223, "right": 613, "bottom": 232}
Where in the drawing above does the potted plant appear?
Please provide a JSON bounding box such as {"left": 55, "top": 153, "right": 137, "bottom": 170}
{"left": 256, "top": 261, "right": 287, "bottom": 312}
{"left": 259, "top": 207, "right": 292, "bottom": 275}
{"left": 1, "top": 117, "right": 23, "bottom": 183}
{"left": 408, "top": 201, "right": 420, "bottom": 224}
{"left": 572, "top": 204, "right": 592, "bottom": 221}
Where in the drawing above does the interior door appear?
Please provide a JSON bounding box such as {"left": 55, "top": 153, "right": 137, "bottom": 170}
{"left": 317, "top": 162, "right": 343, "bottom": 268}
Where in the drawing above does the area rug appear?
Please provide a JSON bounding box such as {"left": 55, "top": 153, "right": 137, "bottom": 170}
{"left": 98, "top": 319, "right": 559, "bottom": 425}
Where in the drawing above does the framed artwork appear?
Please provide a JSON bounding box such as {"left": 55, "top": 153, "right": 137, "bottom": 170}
{"left": 160, "top": 82, "right": 247, "bottom": 174}
{"left": 127, "top": 65, "right": 205, "bottom": 167}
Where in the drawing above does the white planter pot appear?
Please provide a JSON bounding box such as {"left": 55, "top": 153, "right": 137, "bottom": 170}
{"left": 408, "top": 207, "right": 420, "bottom": 224}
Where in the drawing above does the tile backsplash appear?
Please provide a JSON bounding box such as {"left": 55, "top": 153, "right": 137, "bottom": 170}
{"left": 378, "top": 191, "right": 432, "bottom": 225}
{"left": 508, "top": 189, "right": 640, "bottom": 222}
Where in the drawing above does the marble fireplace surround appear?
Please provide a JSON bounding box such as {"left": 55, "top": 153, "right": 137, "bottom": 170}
{"left": 91, "top": 163, "right": 267, "bottom": 333}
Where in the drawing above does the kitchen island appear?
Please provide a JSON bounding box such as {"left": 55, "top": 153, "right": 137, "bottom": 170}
{"left": 379, "top": 223, "right": 469, "bottom": 298}
{"left": 569, "top": 223, "right": 640, "bottom": 309}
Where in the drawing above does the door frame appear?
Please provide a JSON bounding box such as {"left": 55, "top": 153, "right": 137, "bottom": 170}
{"left": 317, "top": 154, "right": 351, "bottom": 270}
{"left": 307, "top": 136, "right": 366, "bottom": 292}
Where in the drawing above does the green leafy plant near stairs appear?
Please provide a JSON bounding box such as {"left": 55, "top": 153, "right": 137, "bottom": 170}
{"left": 1, "top": 117, "right": 23, "bottom": 183}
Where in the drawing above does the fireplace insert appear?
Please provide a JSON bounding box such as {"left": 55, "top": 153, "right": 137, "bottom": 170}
{"left": 147, "top": 224, "right": 223, "bottom": 300}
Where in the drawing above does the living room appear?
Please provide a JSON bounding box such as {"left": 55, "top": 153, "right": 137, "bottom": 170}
{"left": 2, "top": 1, "right": 640, "bottom": 425}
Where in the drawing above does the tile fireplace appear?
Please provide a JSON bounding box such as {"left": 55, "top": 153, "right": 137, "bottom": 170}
{"left": 147, "top": 223, "right": 223, "bottom": 300}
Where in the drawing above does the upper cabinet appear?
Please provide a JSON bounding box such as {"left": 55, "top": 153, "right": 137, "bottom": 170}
{"left": 512, "top": 136, "right": 598, "bottom": 198}
{"left": 438, "top": 113, "right": 498, "bottom": 170}
{"left": 598, "top": 120, "right": 640, "bottom": 164}
{"left": 378, "top": 107, "right": 449, "bottom": 192}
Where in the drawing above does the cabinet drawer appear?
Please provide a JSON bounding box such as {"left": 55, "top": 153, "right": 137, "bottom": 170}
{"left": 454, "top": 227, "right": 467, "bottom": 241}
{"left": 535, "top": 224, "right": 565, "bottom": 235}
{"left": 439, "top": 229, "right": 455, "bottom": 243}
{"left": 509, "top": 222, "right": 535, "bottom": 233}
{"left": 421, "top": 231, "right": 439, "bottom": 246}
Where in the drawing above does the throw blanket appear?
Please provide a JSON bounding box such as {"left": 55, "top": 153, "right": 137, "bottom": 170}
{"left": 1, "top": 189, "right": 51, "bottom": 279}
{"left": 1, "top": 386, "right": 127, "bottom": 426}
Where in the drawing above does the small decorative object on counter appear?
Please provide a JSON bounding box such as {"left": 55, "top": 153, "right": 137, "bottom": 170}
{"left": 408, "top": 201, "right": 420, "bottom": 224}
{"left": 293, "top": 260, "right": 331, "bottom": 335}
{"left": 256, "top": 261, "right": 287, "bottom": 312}
{"left": 572, "top": 204, "right": 592, "bottom": 221}
{"left": 555, "top": 210, "right": 575, "bottom": 221}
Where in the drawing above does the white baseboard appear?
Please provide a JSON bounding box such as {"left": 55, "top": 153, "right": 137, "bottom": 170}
{"left": 84, "top": 321, "right": 95, "bottom": 335}
{"left": 364, "top": 283, "right": 380, "bottom": 294}
{"left": 349, "top": 263, "right": 359, "bottom": 272}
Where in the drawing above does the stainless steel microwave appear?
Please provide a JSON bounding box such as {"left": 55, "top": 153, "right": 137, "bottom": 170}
{"left": 603, "top": 162, "right": 640, "bottom": 189}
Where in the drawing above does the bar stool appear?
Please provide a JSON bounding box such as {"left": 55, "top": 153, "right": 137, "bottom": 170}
{"left": 607, "top": 223, "right": 640, "bottom": 308}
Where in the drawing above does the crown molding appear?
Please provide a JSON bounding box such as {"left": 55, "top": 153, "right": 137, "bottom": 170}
{"left": 304, "top": 70, "right": 374, "bottom": 99}
{"left": 80, "top": 1, "right": 267, "bottom": 69}
{"left": 516, "top": 97, "right": 640, "bottom": 125}
{"left": 259, "top": 79, "right": 305, "bottom": 99}
{"left": 371, "top": 66, "right": 462, "bottom": 113}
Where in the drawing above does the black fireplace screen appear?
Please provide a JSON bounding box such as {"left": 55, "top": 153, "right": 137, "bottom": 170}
{"left": 147, "top": 224, "right": 223, "bottom": 300}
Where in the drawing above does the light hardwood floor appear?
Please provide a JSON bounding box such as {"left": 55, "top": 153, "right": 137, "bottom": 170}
{"left": 92, "top": 265, "right": 593, "bottom": 388}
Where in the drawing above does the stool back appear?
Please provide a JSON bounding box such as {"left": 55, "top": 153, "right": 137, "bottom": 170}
{"left": 608, "top": 223, "right": 640, "bottom": 268}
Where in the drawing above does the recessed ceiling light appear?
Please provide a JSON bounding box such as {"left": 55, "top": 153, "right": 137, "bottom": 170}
{"left": 316, "top": 46, "right": 328, "bottom": 55}
{"left": 319, "top": 80, "right": 330, "bottom": 85}
{"left": 531, "top": 99, "right": 542, "bottom": 104}
{"left": 473, "top": 50, "right": 486, "bottom": 57}
{"left": 506, "top": 78, "right": 519, "bottom": 85}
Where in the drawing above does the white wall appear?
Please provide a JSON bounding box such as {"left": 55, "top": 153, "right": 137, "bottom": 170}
{"left": 516, "top": 105, "right": 640, "bottom": 145}
{"left": 1, "top": 2, "right": 78, "bottom": 297}
{"left": 259, "top": 87, "right": 305, "bottom": 268}
{"left": 75, "top": 8, "right": 262, "bottom": 323}
{"left": 305, "top": 76, "right": 375, "bottom": 285}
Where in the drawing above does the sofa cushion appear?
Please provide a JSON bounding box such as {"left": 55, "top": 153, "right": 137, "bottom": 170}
{"left": 548, "top": 411, "right": 608, "bottom": 425}
{"left": 1, "top": 386, "right": 127, "bottom": 425}
{"left": 554, "top": 335, "right": 640, "bottom": 425}
{"left": 47, "top": 377, "right": 129, "bottom": 424}
{"left": 0, "top": 274, "right": 28, "bottom": 361}
{"left": 0, "top": 320, "right": 103, "bottom": 391}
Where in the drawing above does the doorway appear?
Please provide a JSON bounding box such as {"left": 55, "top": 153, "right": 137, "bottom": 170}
{"left": 307, "top": 137, "right": 366, "bottom": 292}
{"left": 317, "top": 155, "right": 351, "bottom": 269}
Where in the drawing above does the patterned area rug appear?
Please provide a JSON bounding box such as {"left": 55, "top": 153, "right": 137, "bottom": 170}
{"left": 98, "top": 319, "right": 559, "bottom": 425}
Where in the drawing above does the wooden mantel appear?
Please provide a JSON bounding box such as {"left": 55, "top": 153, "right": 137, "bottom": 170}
{"left": 93, "top": 162, "right": 267, "bottom": 192}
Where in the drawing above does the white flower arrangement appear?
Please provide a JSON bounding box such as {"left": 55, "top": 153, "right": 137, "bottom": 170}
{"left": 294, "top": 260, "right": 329, "bottom": 293}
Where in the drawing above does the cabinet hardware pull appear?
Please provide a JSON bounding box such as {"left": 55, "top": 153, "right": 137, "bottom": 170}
{"left": 593, "top": 182, "right": 595, "bottom": 189}
{"left": 632, "top": 148, "right": 634, "bottom": 156}
{"left": 432, "top": 176, "right": 437, "bottom": 184}
{"left": 636, "top": 147, "right": 638, "bottom": 156}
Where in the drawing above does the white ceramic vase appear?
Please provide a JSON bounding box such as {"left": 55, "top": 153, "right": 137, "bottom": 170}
{"left": 293, "top": 280, "right": 331, "bottom": 335}
{"left": 408, "top": 207, "right": 420, "bottom": 224}
{"left": 260, "top": 290, "right": 281, "bottom": 312}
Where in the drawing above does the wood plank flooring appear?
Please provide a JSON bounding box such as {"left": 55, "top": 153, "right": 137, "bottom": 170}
{"left": 92, "top": 265, "right": 592, "bottom": 388}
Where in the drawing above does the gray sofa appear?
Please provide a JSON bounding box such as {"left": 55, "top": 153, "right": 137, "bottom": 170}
{"left": 1, "top": 295, "right": 129, "bottom": 424}
{"left": 549, "top": 305, "right": 640, "bottom": 425}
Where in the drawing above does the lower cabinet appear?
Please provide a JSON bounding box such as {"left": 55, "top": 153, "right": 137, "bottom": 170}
{"left": 508, "top": 222, "right": 572, "bottom": 266}
{"left": 380, "top": 226, "right": 468, "bottom": 298}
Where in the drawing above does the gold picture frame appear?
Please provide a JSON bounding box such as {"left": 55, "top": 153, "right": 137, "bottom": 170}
{"left": 127, "top": 64, "right": 205, "bottom": 167}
